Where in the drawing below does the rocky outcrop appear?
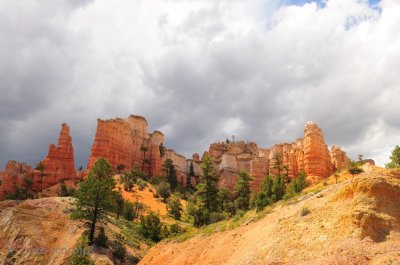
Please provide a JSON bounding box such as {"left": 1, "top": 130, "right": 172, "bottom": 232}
{"left": 39, "top": 123, "right": 76, "bottom": 188}
{"left": 302, "top": 121, "right": 334, "bottom": 182}
{"left": 0, "top": 161, "right": 34, "bottom": 199}
{"left": 87, "top": 115, "right": 188, "bottom": 183}
{"left": 330, "top": 145, "right": 350, "bottom": 172}
{"left": 207, "top": 122, "right": 348, "bottom": 190}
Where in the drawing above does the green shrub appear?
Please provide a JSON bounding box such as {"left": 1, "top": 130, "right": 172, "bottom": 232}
{"left": 169, "top": 223, "right": 183, "bottom": 236}
{"left": 193, "top": 207, "right": 210, "bottom": 228}
{"left": 209, "top": 212, "right": 227, "bottom": 223}
{"left": 300, "top": 207, "right": 310, "bottom": 217}
{"left": 139, "top": 212, "right": 163, "bottom": 242}
{"left": 68, "top": 236, "right": 94, "bottom": 265}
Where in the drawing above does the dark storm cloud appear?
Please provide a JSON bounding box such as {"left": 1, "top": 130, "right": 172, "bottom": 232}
{"left": 0, "top": 0, "right": 400, "bottom": 169}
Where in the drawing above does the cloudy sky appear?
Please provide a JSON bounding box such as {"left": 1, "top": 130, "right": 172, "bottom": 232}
{"left": 0, "top": 0, "right": 399, "bottom": 169}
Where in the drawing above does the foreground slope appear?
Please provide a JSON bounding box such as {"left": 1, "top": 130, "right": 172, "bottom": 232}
{"left": 0, "top": 197, "right": 83, "bottom": 264}
{"left": 140, "top": 168, "right": 400, "bottom": 265}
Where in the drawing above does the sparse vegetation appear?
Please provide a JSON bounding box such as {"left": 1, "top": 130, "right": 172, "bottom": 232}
{"left": 112, "top": 233, "right": 127, "bottom": 261}
{"left": 301, "top": 207, "right": 310, "bottom": 216}
{"left": 68, "top": 236, "right": 94, "bottom": 265}
{"left": 348, "top": 161, "right": 364, "bottom": 177}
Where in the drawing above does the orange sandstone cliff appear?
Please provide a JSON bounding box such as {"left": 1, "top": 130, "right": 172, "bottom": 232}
{"left": 87, "top": 115, "right": 188, "bottom": 182}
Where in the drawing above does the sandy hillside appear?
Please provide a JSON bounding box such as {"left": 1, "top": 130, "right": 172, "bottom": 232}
{"left": 140, "top": 168, "right": 400, "bottom": 265}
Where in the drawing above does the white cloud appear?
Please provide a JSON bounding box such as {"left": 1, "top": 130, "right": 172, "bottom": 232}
{"left": 0, "top": 0, "right": 399, "bottom": 168}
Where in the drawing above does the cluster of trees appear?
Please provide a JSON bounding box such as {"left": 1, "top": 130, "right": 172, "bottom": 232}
{"left": 184, "top": 154, "right": 308, "bottom": 227}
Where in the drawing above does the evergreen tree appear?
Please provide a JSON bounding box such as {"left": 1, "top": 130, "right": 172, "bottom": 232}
{"left": 162, "top": 159, "right": 178, "bottom": 191}
{"left": 255, "top": 191, "right": 272, "bottom": 212}
{"left": 196, "top": 155, "right": 219, "bottom": 212}
{"left": 386, "top": 145, "right": 400, "bottom": 169}
{"left": 217, "top": 188, "right": 231, "bottom": 212}
{"left": 272, "top": 154, "right": 282, "bottom": 176}
{"left": 260, "top": 175, "right": 273, "bottom": 198}
{"left": 272, "top": 174, "right": 285, "bottom": 201}
{"left": 113, "top": 191, "right": 124, "bottom": 219}
{"left": 234, "top": 170, "right": 252, "bottom": 210}
{"left": 187, "top": 161, "right": 195, "bottom": 191}
{"left": 167, "top": 195, "right": 182, "bottom": 220}
{"left": 71, "top": 158, "right": 115, "bottom": 244}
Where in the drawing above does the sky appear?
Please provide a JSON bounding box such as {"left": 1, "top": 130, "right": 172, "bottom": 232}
{"left": 0, "top": 0, "right": 399, "bottom": 169}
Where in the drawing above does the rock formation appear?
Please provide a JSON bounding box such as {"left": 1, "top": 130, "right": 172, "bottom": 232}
{"left": 87, "top": 115, "right": 188, "bottom": 183}
{"left": 39, "top": 123, "right": 76, "bottom": 187}
{"left": 207, "top": 121, "right": 349, "bottom": 190}
{"left": 0, "top": 161, "right": 34, "bottom": 199}
{"left": 0, "top": 124, "right": 76, "bottom": 199}
{"left": 330, "top": 145, "right": 350, "bottom": 172}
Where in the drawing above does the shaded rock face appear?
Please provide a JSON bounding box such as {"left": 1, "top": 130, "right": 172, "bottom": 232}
{"left": 39, "top": 123, "right": 76, "bottom": 188}
{"left": 0, "top": 161, "right": 33, "bottom": 199}
{"left": 207, "top": 122, "right": 348, "bottom": 191}
{"left": 87, "top": 115, "right": 187, "bottom": 182}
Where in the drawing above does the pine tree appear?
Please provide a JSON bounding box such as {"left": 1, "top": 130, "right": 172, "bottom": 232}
{"left": 234, "top": 170, "right": 252, "bottom": 210}
{"left": 260, "top": 175, "right": 273, "bottom": 198}
{"left": 272, "top": 174, "right": 285, "bottom": 201}
{"left": 162, "top": 159, "right": 178, "bottom": 191}
{"left": 167, "top": 195, "right": 182, "bottom": 220}
{"left": 196, "top": 155, "right": 219, "bottom": 212}
{"left": 71, "top": 158, "right": 115, "bottom": 244}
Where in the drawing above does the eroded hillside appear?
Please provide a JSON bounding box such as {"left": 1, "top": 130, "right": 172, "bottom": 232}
{"left": 140, "top": 168, "right": 400, "bottom": 265}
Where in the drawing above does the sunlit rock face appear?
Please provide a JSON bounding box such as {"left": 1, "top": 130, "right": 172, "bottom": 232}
{"left": 87, "top": 115, "right": 187, "bottom": 183}
{"left": 207, "top": 121, "right": 347, "bottom": 190}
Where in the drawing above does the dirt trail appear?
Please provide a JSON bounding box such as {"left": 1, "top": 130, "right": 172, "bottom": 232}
{"left": 140, "top": 168, "right": 400, "bottom": 265}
